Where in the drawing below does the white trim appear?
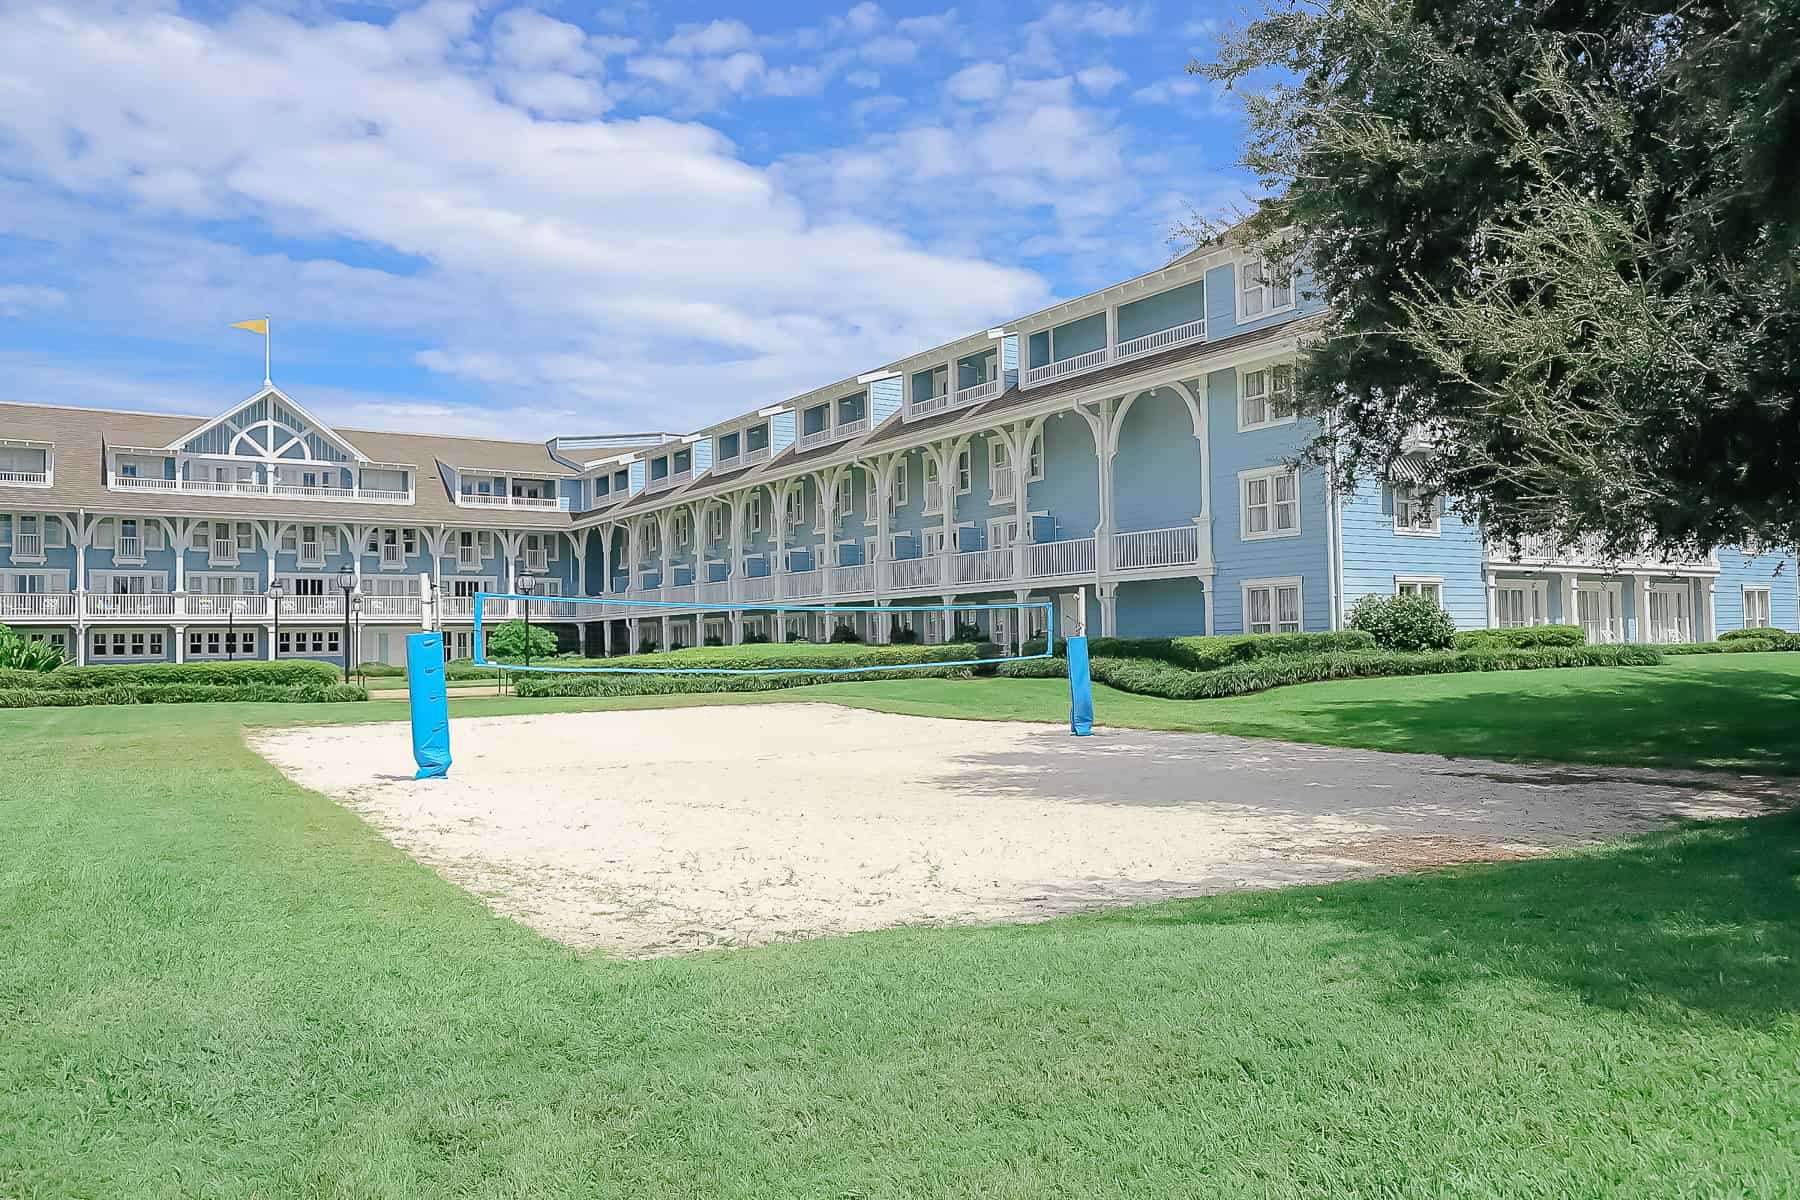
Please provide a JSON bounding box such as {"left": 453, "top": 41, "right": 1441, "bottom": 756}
{"left": 1238, "top": 466, "right": 1301, "bottom": 540}
{"left": 1392, "top": 484, "right": 1441, "bottom": 536}
{"left": 1394, "top": 574, "right": 1444, "bottom": 605}
{"left": 1742, "top": 584, "right": 1773, "bottom": 629}
{"left": 1241, "top": 576, "right": 1304, "bottom": 635}
{"left": 1234, "top": 255, "right": 1298, "bottom": 325}
{"left": 1492, "top": 578, "right": 1549, "bottom": 628}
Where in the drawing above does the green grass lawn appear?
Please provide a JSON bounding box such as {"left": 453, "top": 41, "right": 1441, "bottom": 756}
{"left": 332, "top": 652, "right": 1800, "bottom": 774}
{"left": 2, "top": 688, "right": 1796, "bottom": 1197}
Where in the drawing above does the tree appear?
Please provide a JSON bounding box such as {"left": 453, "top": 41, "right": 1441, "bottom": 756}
{"left": 484, "top": 618, "right": 556, "bottom": 662}
{"left": 1189, "top": 0, "right": 1800, "bottom": 557}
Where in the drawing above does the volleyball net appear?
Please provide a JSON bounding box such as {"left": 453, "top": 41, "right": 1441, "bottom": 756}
{"left": 468, "top": 592, "right": 1056, "bottom": 674}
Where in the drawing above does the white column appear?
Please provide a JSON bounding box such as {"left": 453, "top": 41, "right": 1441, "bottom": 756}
{"left": 1098, "top": 582, "right": 1119, "bottom": 637}
{"left": 1201, "top": 571, "right": 1216, "bottom": 636}
{"left": 1483, "top": 569, "right": 1498, "bottom": 629}
{"left": 1704, "top": 578, "right": 1717, "bottom": 642}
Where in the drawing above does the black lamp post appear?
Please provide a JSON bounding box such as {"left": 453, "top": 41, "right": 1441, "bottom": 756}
{"left": 517, "top": 571, "right": 537, "bottom": 668}
{"left": 267, "top": 579, "right": 285, "bottom": 660}
{"left": 336, "top": 564, "right": 355, "bottom": 683}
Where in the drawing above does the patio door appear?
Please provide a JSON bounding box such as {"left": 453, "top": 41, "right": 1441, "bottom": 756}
{"left": 1576, "top": 583, "right": 1624, "bottom": 643}
{"left": 1644, "top": 585, "right": 1691, "bottom": 644}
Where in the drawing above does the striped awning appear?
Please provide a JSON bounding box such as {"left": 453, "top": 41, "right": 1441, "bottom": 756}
{"left": 1385, "top": 451, "right": 1431, "bottom": 484}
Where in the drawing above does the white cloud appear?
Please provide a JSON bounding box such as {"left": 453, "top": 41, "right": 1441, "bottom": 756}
{"left": 1076, "top": 65, "right": 1127, "bottom": 94}
{"left": 0, "top": 284, "right": 66, "bottom": 317}
{"left": 845, "top": 69, "right": 881, "bottom": 88}
{"left": 945, "top": 62, "right": 1008, "bottom": 104}
{"left": 0, "top": 4, "right": 1049, "bottom": 430}
{"left": 663, "top": 18, "right": 755, "bottom": 57}
{"left": 491, "top": 10, "right": 596, "bottom": 71}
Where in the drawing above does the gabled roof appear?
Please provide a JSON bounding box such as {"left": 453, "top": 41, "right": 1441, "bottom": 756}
{"left": 167, "top": 385, "right": 371, "bottom": 463}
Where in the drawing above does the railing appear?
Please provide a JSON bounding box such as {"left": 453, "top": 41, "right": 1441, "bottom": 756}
{"left": 457, "top": 549, "right": 482, "bottom": 569}
{"left": 923, "top": 482, "right": 945, "bottom": 513}
{"left": 278, "top": 596, "right": 345, "bottom": 618}
{"left": 953, "top": 548, "right": 1014, "bottom": 586}
{"left": 1024, "top": 347, "right": 1108, "bottom": 387}
{"left": 524, "top": 550, "right": 548, "bottom": 573}
{"left": 1112, "top": 525, "right": 1202, "bottom": 571}
{"left": 456, "top": 491, "right": 568, "bottom": 511}
{"left": 1486, "top": 534, "right": 1715, "bottom": 571}
{"left": 698, "top": 580, "right": 733, "bottom": 604}
{"left": 361, "top": 595, "right": 422, "bottom": 618}
{"left": 0, "top": 469, "right": 49, "bottom": 486}
{"left": 911, "top": 377, "right": 1001, "bottom": 420}
{"left": 886, "top": 556, "right": 939, "bottom": 591}
{"left": 743, "top": 445, "right": 772, "bottom": 465}
{"left": 990, "top": 473, "right": 1016, "bottom": 504}
{"left": 740, "top": 575, "right": 778, "bottom": 603}
{"left": 13, "top": 532, "right": 43, "bottom": 560}
{"left": 379, "top": 551, "right": 405, "bottom": 570}
{"left": 84, "top": 594, "right": 176, "bottom": 618}
{"left": 0, "top": 593, "right": 74, "bottom": 619}
{"left": 110, "top": 475, "right": 412, "bottom": 504}
{"left": 783, "top": 569, "right": 826, "bottom": 599}
{"left": 795, "top": 417, "right": 871, "bottom": 452}
{"left": 644, "top": 468, "right": 693, "bottom": 494}
{"left": 1027, "top": 537, "right": 1096, "bottom": 578}
{"left": 1115, "top": 318, "right": 1207, "bottom": 362}
{"left": 661, "top": 583, "right": 697, "bottom": 604}
{"left": 829, "top": 563, "right": 874, "bottom": 594}
{"left": 115, "top": 535, "right": 144, "bottom": 563}
{"left": 184, "top": 595, "right": 270, "bottom": 619}
{"left": 298, "top": 541, "right": 321, "bottom": 564}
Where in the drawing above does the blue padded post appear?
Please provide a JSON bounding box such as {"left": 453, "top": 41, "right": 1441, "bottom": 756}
{"left": 1067, "top": 635, "right": 1094, "bottom": 737}
{"left": 406, "top": 632, "right": 452, "bottom": 779}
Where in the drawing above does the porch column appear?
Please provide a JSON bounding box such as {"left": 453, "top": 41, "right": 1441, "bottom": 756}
{"left": 1098, "top": 582, "right": 1119, "bottom": 637}
{"left": 173, "top": 625, "right": 185, "bottom": 664}
{"left": 661, "top": 614, "right": 672, "bottom": 652}
{"left": 1704, "top": 578, "right": 1717, "bottom": 642}
{"left": 1201, "top": 571, "right": 1216, "bottom": 636}
{"left": 575, "top": 624, "right": 587, "bottom": 656}
{"left": 941, "top": 594, "right": 957, "bottom": 644}
{"left": 730, "top": 610, "right": 744, "bottom": 645}
{"left": 626, "top": 616, "right": 639, "bottom": 652}
{"left": 1562, "top": 572, "right": 1580, "bottom": 635}
{"left": 1483, "top": 569, "right": 1498, "bottom": 630}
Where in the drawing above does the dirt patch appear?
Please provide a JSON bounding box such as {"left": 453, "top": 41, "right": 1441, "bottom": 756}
{"left": 251, "top": 705, "right": 1786, "bottom": 958}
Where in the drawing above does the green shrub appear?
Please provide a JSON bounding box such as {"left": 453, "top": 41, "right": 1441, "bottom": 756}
{"left": 1023, "top": 630, "right": 1377, "bottom": 669}
{"left": 1453, "top": 625, "right": 1586, "bottom": 650}
{"left": 485, "top": 619, "right": 558, "bottom": 662}
{"left": 829, "top": 624, "right": 863, "bottom": 644}
{"left": 703, "top": 635, "right": 724, "bottom": 647}
{"left": 890, "top": 627, "right": 920, "bottom": 645}
{"left": 356, "top": 662, "right": 405, "bottom": 677}
{"left": 1660, "top": 638, "right": 1778, "bottom": 655}
{"left": 0, "top": 682, "right": 366, "bottom": 708}
{"left": 511, "top": 643, "right": 988, "bottom": 697}
{"left": 953, "top": 621, "right": 985, "bottom": 642}
{"left": 1348, "top": 594, "right": 1459, "bottom": 651}
{"left": 0, "top": 660, "right": 342, "bottom": 691}
{"left": 1721, "top": 627, "right": 1800, "bottom": 650}
{"left": 0, "top": 623, "right": 65, "bottom": 671}
{"left": 743, "top": 630, "right": 770, "bottom": 644}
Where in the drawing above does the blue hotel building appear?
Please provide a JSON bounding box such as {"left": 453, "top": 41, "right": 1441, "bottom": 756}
{"left": 1, "top": 238, "right": 1793, "bottom": 665}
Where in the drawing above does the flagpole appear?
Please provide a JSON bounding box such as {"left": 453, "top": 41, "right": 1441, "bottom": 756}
{"left": 264, "top": 315, "right": 271, "bottom": 386}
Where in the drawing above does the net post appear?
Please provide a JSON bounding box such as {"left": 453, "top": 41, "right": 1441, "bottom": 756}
{"left": 406, "top": 631, "right": 452, "bottom": 779}
{"left": 1069, "top": 589, "right": 1093, "bottom": 736}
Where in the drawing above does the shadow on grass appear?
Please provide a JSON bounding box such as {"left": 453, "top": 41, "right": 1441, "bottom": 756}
{"left": 1094, "top": 807, "right": 1800, "bottom": 1027}
{"left": 1238, "top": 664, "right": 1800, "bottom": 774}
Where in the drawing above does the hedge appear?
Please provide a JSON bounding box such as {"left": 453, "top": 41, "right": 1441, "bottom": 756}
{"left": 1452, "top": 625, "right": 1586, "bottom": 650}
{"left": 1023, "top": 630, "right": 1377, "bottom": 669}
{"left": 1720, "top": 627, "right": 1800, "bottom": 650}
{"left": 513, "top": 664, "right": 980, "bottom": 698}
{"left": 997, "top": 644, "right": 1664, "bottom": 700}
{"left": 0, "top": 682, "right": 366, "bottom": 708}
{"left": 514, "top": 643, "right": 989, "bottom": 673}
{"left": 1659, "top": 638, "right": 1780, "bottom": 655}
{"left": 0, "top": 659, "right": 343, "bottom": 692}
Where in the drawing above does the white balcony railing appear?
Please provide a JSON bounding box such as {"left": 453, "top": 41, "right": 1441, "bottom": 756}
{"left": 953, "top": 548, "right": 1015, "bottom": 586}
{"left": 0, "top": 593, "right": 75, "bottom": 620}
{"left": 1115, "top": 317, "right": 1207, "bottom": 362}
{"left": 184, "top": 595, "right": 270, "bottom": 619}
{"left": 457, "top": 549, "right": 482, "bottom": 570}
{"left": 795, "top": 417, "right": 871, "bottom": 453}
{"left": 12, "top": 532, "right": 43, "bottom": 560}
{"left": 1027, "top": 537, "right": 1096, "bottom": 579}
{"left": 782, "top": 569, "right": 826, "bottom": 599}
{"left": 456, "top": 491, "right": 567, "bottom": 511}
{"left": 990, "top": 473, "right": 1016, "bottom": 504}
{"left": 923, "top": 482, "right": 946, "bottom": 514}
{"left": 110, "top": 475, "right": 413, "bottom": 505}
{"left": 278, "top": 596, "right": 345, "bottom": 618}
{"left": 644, "top": 469, "right": 693, "bottom": 494}
{"left": 740, "top": 575, "right": 778, "bottom": 603}
{"left": 524, "top": 550, "right": 549, "bottom": 573}
{"left": 361, "top": 595, "right": 422, "bottom": 619}
{"left": 885, "top": 556, "right": 939, "bottom": 591}
{"left": 828, "top": 563, "right": 875, "bottom": 594}
{"left": 698, "top": 580, "right": 733, "bottom": 604}
{"left": 1024, "top": 347, "right": 1108, "bottom": 387}
{"left": 1112, "top": 525, "right": 1202, "bottom": 571}
{"left": 1486, "top": 534, "right": 1714, "bottom": 572}
{"left": 114, "top": 535, "right": 144, "bottom": 564}
{"left": 84, "top": 594, "right": 176, "bottom": 618}
{"left": 0, "top": 470, "right": 50, "bottom": 487}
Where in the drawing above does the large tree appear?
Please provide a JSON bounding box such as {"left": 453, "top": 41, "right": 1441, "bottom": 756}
{"left": 1191, "top": 0, "right": 1800, "bottom": 557}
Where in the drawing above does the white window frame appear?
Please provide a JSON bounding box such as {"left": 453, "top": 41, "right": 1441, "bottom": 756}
{"left": 1027, "top": 432, "right": 1045, "bottom": 482}
{"left": 1239, "top": 466, "right": 1301, "bottom": 540}
{"left": 892, "top": 459, "right": 909, "bottom": 506}
{"left": 988, "top": 516, "right": 1021, "bottom": 550}
{"left": 747, "top": 493, "right": 764, "bottom": 533}
{"left": 1237, "top": 363, "right": 1296, "bottom": 432}
{"left": 44, "top": 518, "right": 67, "bottom": 550}
{"left": 1494, "top": 579, "right": 1549, "bottom": 629}
{"left": 1395, "top": 576, "right": 1444, "bottom": 606}
{"left": 1392, "top": 485, "right": 1441, "bottom": 536}
{"left": 706, "top": 505, "right": 724, "bottom": 542}
{"left": 1236, "top": 256, "right": 1297, "bottom": 323}
{"left": 1242, "top": 577, "right": 1304, "bottom": 635}
{"left": 955, "top": 448, "right": 972, "bottom": 495}
{"left": 836, "top": 475, "right": 853, "bottom": 517}
{"left": 1743, "top": 585, "right": 1773, "bottom": 629}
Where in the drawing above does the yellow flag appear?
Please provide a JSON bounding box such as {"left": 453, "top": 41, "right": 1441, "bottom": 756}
{"left": 230, "top": 318, "right": 269, "bottom": 335}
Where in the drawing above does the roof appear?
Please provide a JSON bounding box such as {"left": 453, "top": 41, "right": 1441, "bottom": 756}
{"left": 0, "top": 400, "right": 576, "bottom": 528}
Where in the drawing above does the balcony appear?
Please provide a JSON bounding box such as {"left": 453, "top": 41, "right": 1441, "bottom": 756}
{"left": 12, "top": 531, "right": 44, "bottom": 562}
{"left": 827, "top": 563, "right": 875, "bottom": 595}
{"left": 1024, "top": 347, "right": 1107, "bottom": 387}
{"left": 184, "top": 595, "right": 271, "bottom": 619}
{"left": 781, "top": 569, "right": 826, "bottom": 600}
{"left": 456, "top": 491, "right": 569, "bottom": 511}
{"left": 84, "top": 594, "right": 176, "bottom": 618}
{"left": 523, "top": 549, "right": 549, "bottom": 573}
{"left": 0, "top": 593, "right": 75, "bottom": 620}
{"left": 1486, "top": 534, "right": 1716, "bottom": 573}
{"left": 953, "top": 548, "right": 1015, "bottom": 586}
{"left": 909, "top": 378, "right": 1000, "bottom": 422}
{"left": 1026, "top": 537, "right": 1096, "bottom": 579}
{"left": 277, "top": 596, "right": 345, "bottom": 619}
{"left": 0, "top": 440, "right": 52, "bottom": 487}
{"left": 795, "top": 416, "right": 871, "bottom": 453}
{"left": 457, "top": 547, "right": 483, "bottom": 569}
{"left": 114, "top": 535, "right": 145, "bottom": 565}
{"left": 1022, "top": 315, "right": 1210, "bottom": 389}
{"left": 110, "top": 474, "right": 414, "bottom": 505}
{"left": 1111, "top": 524, "right": 1204, "bottom": 572}
{"left": 885, "top": 556, "right": 939, "bottom": 591}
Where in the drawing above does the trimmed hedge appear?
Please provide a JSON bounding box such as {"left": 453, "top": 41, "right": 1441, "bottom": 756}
{"left": 513, "top": 664, "right": 978, "bottom": 698}
{"left": 1024, "top": 630, "right": 1377, "bottom": 670}
{"left": 1660, "top": 639, "right": 1780, "bottom": 655}
{"left": 1453, "top": 625, "right": 1586, "bottom": 650}
{"left": 0, "top": 659, "right": 343, "bottom": 692}
{"left": 509, "top": 642, "right": 1003, "bottom": 698}
{"left": 0, "top": 682, "right": 366, "bottom": 707}
{"left": 1721, "top": 627, "right": 1800, "bottom": 650}
{"left": 998, "top": 644, "right": 1664, "bottom": 699}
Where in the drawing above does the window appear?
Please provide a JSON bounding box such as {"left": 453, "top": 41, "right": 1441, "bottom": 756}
{"left": 748, "top": 493, "right": 764, "bottom": 533}
{"left": 191, "top": 523, "right": 209, "bottom": 551}
{"left": 279, "top": 630, "right": 341, "bottom": 655}
{"left": 892, "top": 459, "right": 909, "bottom": 506}
{"left": 1239, "top": 365, "right": 1296, "bottom": 430}
{"left": 45, "top": 519, "right": 66, "bottom": 549}
{"left": 1238, "top": 257, "right": 1296, "bottom": 320}
{"left": 236, "top": 523, "right": 254, "bottom": 553}
{"left": 865, "top": 474, "right": 878, "bottom": 518}
{"left": 836, "top": 475, "right": 853, "bottom": 516}
{"left": 672, "top": 513, "right": 691, "bottom": 545}
{"left": 706, "top": 506, "right": 724, "bottom": 542}
{"left": 1744, "top": 586, "right": 1773, "bottom": 629}
{"left": 1396, "top": 577, "right": 1444, "bottom": 606}
{"left": 923, "top": 528, "right": 950, "bottom": 555}
{"left": 784, "top": 489, "right": 804, "bottom": 528}
{"left": 1495, "top": 581, "right": 1547, "bottom": 629}
{"left": 1393, "top": 486, "right": 1440, "bottom": 535}
{"left": 189, "top": 629, "right": 257, "bottom": 658}
{"left": 1028, "top": 432, "right": 1044, "bottom": 481}
{"left": 1240, "top": 467, "right": 1300, "bottom": 539}
{"left": 956, "top": 448, "right": 972, "bottom": 494}
{"left": 1244, "top": 579, "right": 1303, "bottom": 634}
{"left": 989, "top": 517, "right": 1020, "bottom": 549}
{"left": 91, "top": 631, "right": 164, "bottom": 659}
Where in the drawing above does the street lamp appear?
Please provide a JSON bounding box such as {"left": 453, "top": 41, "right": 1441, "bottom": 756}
{"left": 336, "top": 565, "right": 356, "bottom": 683}
{"left": 516, "top": 572, "right": 537, "bottom": 668}
{"left": 267, "top": 579, "right": 285, "bottom": 660}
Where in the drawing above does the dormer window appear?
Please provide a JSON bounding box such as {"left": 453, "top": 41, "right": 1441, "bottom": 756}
{"left": 0, "top": 441, "right": 52, "bottom": 487}
{"left": 1239, "top": 257, "right": 1296, "bottom": 320}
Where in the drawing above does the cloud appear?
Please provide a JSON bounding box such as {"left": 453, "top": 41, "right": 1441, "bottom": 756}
{"left": 0, "top": 4, "right": 1050, "bottom": 430}
{"left": 945, "top": 62, "right": 1008, "bottom": 104}
{"left": 663, "top": 18, "right": 754, "bottom": 57}
{"left": 0, "top": 284, "right": 66, "bottom": 317}
{"left": 1076, "top": 65, "right": 1127, "bottom": 94}
{"left": 844, "top": 68, "right": 881, "bottom": 88}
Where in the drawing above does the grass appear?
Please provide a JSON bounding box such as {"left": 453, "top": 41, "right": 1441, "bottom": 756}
{"left": 1, "top": 693, "right": 1796, "bottom": 1197}
{"left": 340, "top": 652, "right": 1800, "bottom": 775}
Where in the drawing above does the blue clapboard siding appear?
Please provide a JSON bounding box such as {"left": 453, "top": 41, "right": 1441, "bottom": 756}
{"left": 1338, "top": 480, "right": 1487, "bottom": 628}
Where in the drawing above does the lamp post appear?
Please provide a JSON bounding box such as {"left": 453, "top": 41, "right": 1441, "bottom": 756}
{"left": 517, "top": 572, "right": 537, "bottom": 668}
{"left": 336, "top": 564, "right": 355, "bottom": 683}
{"left": 267, "top": 579, "right": 285, "bottom": 660}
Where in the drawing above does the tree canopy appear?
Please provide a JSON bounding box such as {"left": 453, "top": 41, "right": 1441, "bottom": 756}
{"left": 1191, "top": 0, "right": 1800, "bottom": 556}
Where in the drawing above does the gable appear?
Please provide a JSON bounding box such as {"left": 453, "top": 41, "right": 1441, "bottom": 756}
{"left": 171, "top": 388, "right": 364, "bottom": 463}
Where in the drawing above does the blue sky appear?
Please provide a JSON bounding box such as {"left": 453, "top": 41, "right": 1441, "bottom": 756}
{"left": 0, "top": 1, "right": 1253, "bottom": 440}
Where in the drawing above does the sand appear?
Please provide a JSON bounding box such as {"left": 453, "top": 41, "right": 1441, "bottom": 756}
{"left": 251, "top": 704, "right": 1784, "bottom": 958}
